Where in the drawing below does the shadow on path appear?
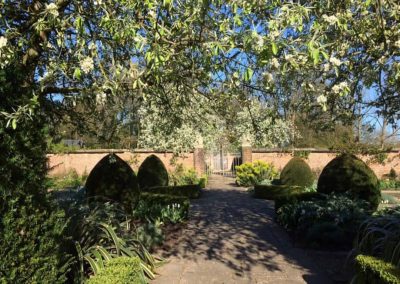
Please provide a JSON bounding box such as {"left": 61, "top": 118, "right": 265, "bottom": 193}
{"left": 153, "top": 176, "right": 333, "bottom": 284}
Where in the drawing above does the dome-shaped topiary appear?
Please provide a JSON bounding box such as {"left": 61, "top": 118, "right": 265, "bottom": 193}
{"left": 280, "top": 157, "right": 314, "bottom": 187}
{"left": 317, "top": 154, "right": 380, "bottom": 210}
{"left": 85, "top": 154, "right": 140, "bottom": 211}
{"left": 138, "top": 155, "right": 169, "bottom": 189}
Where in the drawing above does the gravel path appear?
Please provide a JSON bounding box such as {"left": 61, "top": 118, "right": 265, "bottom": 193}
{"left": 152, "top": 175, "right": 333, "bottom": 284}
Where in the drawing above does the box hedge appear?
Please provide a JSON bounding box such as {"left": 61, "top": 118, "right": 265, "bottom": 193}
{"left": 87, "top": 257, "right": 146, "bottom": 284}
{"left": 280, "top": 157, "right": 314, "bottom": 187}
{"left": 144, "top": 184, "right": 201, "bottom": 199}
{"left": 317, "top": 153, "right": 381, "bottom": 210}
{"left": 85, "top": 154, "right": 140, "bottom": 211}
{"left": 354, "top": 255, "right": 400, "bottom": 284}
{"left": 139, "top": 192, "right": 190, "bottom": 219}
{"left": 137, "top": 155, "right": 169, "bottom": 189}
{"left": 253, "top": 184, "right": 303, "bottom": 200}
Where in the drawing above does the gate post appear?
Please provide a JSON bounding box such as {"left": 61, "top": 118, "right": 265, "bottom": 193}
{"left": 241, "top": 138, "right": 252, "bottom": 164}
{"left": 194, "top": 136, "right": 205, "bottom": 175}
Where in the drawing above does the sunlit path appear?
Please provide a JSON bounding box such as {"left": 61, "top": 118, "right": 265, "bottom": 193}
{"left": 152, "top": 175, "right": 332, "bottom": 284}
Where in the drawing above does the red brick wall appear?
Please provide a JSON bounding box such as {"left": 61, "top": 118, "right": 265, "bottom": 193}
{"left": 47, "top": 150, "right": 195, "bottom": 177}
{"left": 252, "top": 150, "right": 400, "bottom": 178}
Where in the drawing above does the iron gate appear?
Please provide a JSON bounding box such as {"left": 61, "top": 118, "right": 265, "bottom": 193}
{"left": 205, "top": 149, "right": 242, "bottom": 177}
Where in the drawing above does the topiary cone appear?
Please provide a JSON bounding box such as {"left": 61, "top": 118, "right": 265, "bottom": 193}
{"left": 317, "top": 153, "right": 380, "bottom": 210}
{"left": 137, "top": 155, "right": 169, "bottom": 190}
{"left": 280, "top": 157, "right": 314, "bottom": 187}
{"left": 85, "top": 154, "right": 140, "bottom": 211}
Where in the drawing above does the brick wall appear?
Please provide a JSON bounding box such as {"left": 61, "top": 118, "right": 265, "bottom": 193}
{"left": 252, "top": 149, "right": 400, "bottom": 178}
{"left": 47, "top": 149, "right": 195, "bottom": 177}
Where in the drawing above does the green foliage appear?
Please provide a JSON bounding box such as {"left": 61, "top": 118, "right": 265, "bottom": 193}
{"left": 136, "top": 220, "right": 164, "bottom": 251}
{"left": 48, "top": 142, "right": 80, "bottom": 154}
{"left": 198, "top": 176, "right": 208, "bottom": 189}
{"left": 352, "top": 207, "right": 400, "bottom": 268}
{"left": 354, "top": 255, "right": 400, "bottom": 284}
{"left": 235, "top": 160, "right": 278, "bottom": 187}
{"left": 0, "top": 84, "right": 69, "bottom": 282}
{"left": 317, "top": 154, "right": 381, "bottom": 210}
{"left": 280, "top": 157, "right": 315, "bottom": 187}
{"left": 85, "top": 154, "right": 140, "bottom": 211}
{"left": 253, "top": 184, "right": 303, "bottom": 200}
{"left": 169, "top": 164, "right": 200, "bottom": 186}
{"left": 145, "top": 185, "right": 201, "bottom": 199}
{"left": 379, "top": 179, "right": 400, "bottom": 190}
{"left": 68, "top": 201, "right": 159, "bottom": 281}
{"left": 274, "top": 192, "right": 326, "bottom": 213}
{"left": 276, "top": 194, "right": 370, "bottom": 247}
{"left": 134, "top": 193, "right": 189, "bottom": 224}
{"left": 47, "top": 169, "right": 87, "bottom": 190}
{"left": 138, "top": 155, "right": 169, "bottom": 189}
{"left": 87, "top": 256, "right": 146, "bottom": 284}
{"left": 293, "top": 150, "right": 310, "bottom": 159}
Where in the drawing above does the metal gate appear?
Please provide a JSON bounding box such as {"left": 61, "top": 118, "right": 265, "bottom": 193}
{"left": 205, "top": 149, "right": 242, "bottom": 177}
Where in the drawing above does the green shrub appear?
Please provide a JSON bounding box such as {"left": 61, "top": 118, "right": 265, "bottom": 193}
{"left": 354, "top": 255, "right": 400, "bottom": 284}
{"left": 145, "top": 184, "right": 201, "bottom": 199}
{"left": 87, "top": 257, "right": 146, "bottom": 284}
{"left": 136, "top": 220, "right": 164, "bottom": 250}
{"left": 199, "top": 175, "right": 208, "bottom": 188}
{"left": 352, "top": 207, "right": 400, "bottom": 267}
{"left": 138, "top": 155, "right": 169, "bottom": 189}
{"left": 47, "top": 169, "right": 86, "bottom": 190}
{"left": 379, "top": 179, "right": 400, "bottom": 190}
{"left": 85, "top": 154, "right": 140, "bottom": 212}
{"left": 280, "top": 157, "right": 314, "bottom": 187}
{"left": 276, "top": 194, "right": 370, "bottom": 247}
{"left": 235, "top": 160, "right": 278, "bottom": 187}
{"left": 135, "top": 193, "right": 190, "bottom": 223}
{"left": 274, "top": 192, "right": 326, "bottom": 213}
{"left": 254, "top": 184, "right": 303, "bottom": 200}
{"left": 317, "top": 154, "right": 381, "bottom": 210}
{"left": 169, "top": 164, "right": 200, "bottom": 186}
{"left": 0, "top": 96, "right": 69, "bottom": 282}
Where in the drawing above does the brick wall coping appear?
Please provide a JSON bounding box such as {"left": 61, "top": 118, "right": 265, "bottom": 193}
{"left": 252, "top": 148, "right": 400, "bottom": 154}
{"left": 47, "top": 149, "right": 194, "bottom": 155}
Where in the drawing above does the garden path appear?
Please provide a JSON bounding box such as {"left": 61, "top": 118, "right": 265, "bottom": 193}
{"left": 152, "top": 175, "right": 335, "bottom": 284}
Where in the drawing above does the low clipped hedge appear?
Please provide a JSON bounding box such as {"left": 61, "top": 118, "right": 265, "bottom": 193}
{"left": 254, "top": 184, "right": 303, "bottom": 200}
{"left": 87, "top": 257, "right": 146, "bottom": 284}
{"left": 274, "top": 192, "right": 326, "bottom": 212}
{"left": 144, "top": 184, "right": 201, "bottom": 199}
{"left": 354, "top": 255, "right": 400, "bottom": 284}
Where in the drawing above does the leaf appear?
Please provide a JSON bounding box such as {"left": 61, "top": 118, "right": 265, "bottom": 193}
{"left": 11, "top": 119, "right": 17, "bottom": 130}
{"left": 73, "top": 68, "right": 81, "bottom": 79}
{"left": 244, "top": 68, "right": 253, "bottom": 82}
{"left": 271, "top": 42, "right": 278, "bottom": 55}
{"left": 311, "top": 48, "right": 320, "bottom": 64}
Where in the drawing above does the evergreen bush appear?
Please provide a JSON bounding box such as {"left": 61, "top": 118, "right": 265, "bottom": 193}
{"left": 280, "top": 157, "right": 314, "bottom": 187}
{"left": 87, "top": 257, "right": 146, "bottom": 284}
{"left": 85, "top": 154, "right": 140, "bottom": 211}
{"left": 0, "top": 88, "right": 68, "bottom": 281}
{"left": 317, "top": 154, "right": 380, "bottom": 210}
{"left": 137, "top": 155, "right": 169, "bottom": 189}
{"left": 235, "top": 160, "right": 278, "bottom": 186}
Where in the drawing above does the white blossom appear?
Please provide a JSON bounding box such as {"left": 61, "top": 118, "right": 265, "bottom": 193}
{"left": 94, "top": 0, "right": 103, "bottom": 5}
{"left": 322, "top": 14, "right": 338, "bottom": 25}
{"left": 45, "top": 3, "right": 59, "bottom": 17}
{"left": 0, "top": 36, "right": 7, "bottom": 49}
{"left": 317, "top": 95, "right": 327, "bottom": 104}
{"left": 263, "top": 71, "right": 273, "bottom": 83}
{"left": 271, "top": 58, "right": 280, "bottom": 69}
{"left": 323, "top": 63, "right": 330, "bottom": 72}
{"left": 96, "top": 92, "right": 107, "bottom": 105}
{"left": 80, "top": 57, "right": 94, "bottom": 73}
{"left": 332, "top": 85, "right": 341, "bottom": 94}
{"left": 329, "top": 56, "right": 342, "bottom": 66}
{"left": 395, "top": 40, "right": 400, "bottom": 48}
